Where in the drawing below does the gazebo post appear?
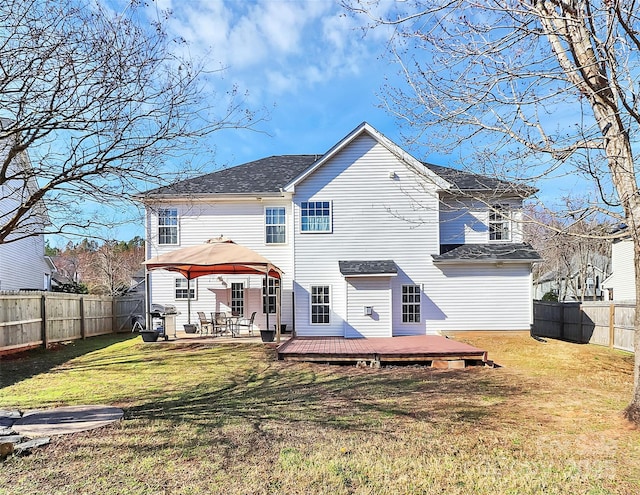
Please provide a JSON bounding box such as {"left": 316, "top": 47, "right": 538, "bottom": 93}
{"left": 276, "top": 276, "right": 281, "bottom": 344}
{"left": 264, "top": 272, "right": 269, "bottom": 335}
{"left": 186, "top": 278, "right": 192, "bottom": 324}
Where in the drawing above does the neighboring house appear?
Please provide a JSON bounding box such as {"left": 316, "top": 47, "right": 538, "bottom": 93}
{"left": 533, "top": 253, "right": 610, "bottom": 301}
{"left": 0, "top": 124, "right": 50, "bottom": 291}
{"left": 138, "top": 122, "right": 540, "bottom": 337}
{"left": 603, "top": 228, "right": 635, "bottom": 301}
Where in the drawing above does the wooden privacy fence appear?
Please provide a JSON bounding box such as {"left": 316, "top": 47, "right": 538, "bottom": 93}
{"left": 0, "top": 292, "right": 144, "bottom": 353}
{"left": 532, "top": 301, "right": 635, "bottom": 353}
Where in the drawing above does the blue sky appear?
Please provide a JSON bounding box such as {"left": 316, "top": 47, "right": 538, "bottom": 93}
{"left": 97, "top": 0, "right": 427, "bottom": 241}
{"left": 88, "top": 0, "right": 589, "bottom": 243}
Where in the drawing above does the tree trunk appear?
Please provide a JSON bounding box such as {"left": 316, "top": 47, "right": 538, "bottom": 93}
{"left": 626, "top": 211, "right": 640, "bottom": 421}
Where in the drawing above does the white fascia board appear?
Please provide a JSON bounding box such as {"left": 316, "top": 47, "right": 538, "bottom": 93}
{"left": 136, "top": 192, "right": 289, "bottom": 204}
{"left": 432, "top": 259, "right": 536, "bottom": 265}
{"left": 283, "top": 122, "right": 452, "bottom": 193}
{"left": 343, "top": 273, "right": 398, "bottom": 278}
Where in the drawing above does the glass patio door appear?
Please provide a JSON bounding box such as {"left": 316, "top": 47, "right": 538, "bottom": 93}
{"left": 231, "top": 282, "right": 244, "bottom": 316}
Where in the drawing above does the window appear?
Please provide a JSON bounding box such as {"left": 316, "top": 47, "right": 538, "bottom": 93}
{"left": 175, "top": 278, "right": 195, "bottom": 300}
{"left": 262, "top": 277, "right": 278, "bottom": 314}
{"left": 231, "top": 282, "right": 244, "bottom": 316}
{"left": 310, "top": 285, "right": 330, "bottom": 324}
{"left": 158, "top": 208, "right": 178, "bottom": 245}
{"left": 489, "top": 205, "right": 511, "bottom": 241}
{"left": 402, "top": 285, "right": 421, "bottom": 323}
{"left": 301, "top": 201, "right": 331, "bottom": 232}
{"left": 265, "top": 207, "right": 286, "bottom": 244}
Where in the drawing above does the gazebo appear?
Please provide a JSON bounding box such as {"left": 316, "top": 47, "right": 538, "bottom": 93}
{"left": 143, "top": 237, "right": 284, "bottom": 342}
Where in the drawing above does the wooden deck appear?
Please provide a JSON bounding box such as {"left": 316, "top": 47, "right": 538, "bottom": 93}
{"left": 277, "top": 335, "right": 488, "bottom": 366}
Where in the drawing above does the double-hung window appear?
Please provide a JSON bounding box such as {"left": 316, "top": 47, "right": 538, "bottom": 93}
{"left": 158, "top": 208, "right": 178, "bottom": 245}
{"left": 175, "top": 278, "right": 195, "bottom": 300}
{"left": 489, "top": 204, "right": 511, "bottom": 241}
{"left": 301, "top": 201, "right": 331, "bottom": 232}
{"left": 265, "top": 207, "right": 286, "bottom": 244}
{"left": 310, "top": 285, "right": 330, "bottom": 324}
{"left": 402, "top": 285, "right": 421, "bottom": 323}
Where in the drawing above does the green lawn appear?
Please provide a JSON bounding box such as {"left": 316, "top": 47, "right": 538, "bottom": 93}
{"left": 0, "top": 333, "right": 639, "bottom": 495}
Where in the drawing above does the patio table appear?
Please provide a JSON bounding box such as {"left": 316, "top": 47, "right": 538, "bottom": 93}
{"left": 226, "top": 315, "right": 240, "bottom": 337}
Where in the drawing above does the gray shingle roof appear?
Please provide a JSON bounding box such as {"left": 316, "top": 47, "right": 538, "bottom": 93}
{"left": 338, "top": 260, "right": 398, "bottom": 276}
{"left": 432, "top": 243, "right": 541, "bottom": 263}
{"left": 143, "top": 155, "right": 319, "bottom": 196}
{"left": 141, "top": 155, "right": 532, "bottom": 197}
{"left": 423, "top": 163, "right": 535, "bottom": 196}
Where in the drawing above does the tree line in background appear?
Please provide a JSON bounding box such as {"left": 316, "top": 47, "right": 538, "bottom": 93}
{"left": 524, "top": 205, "right": 612, "bottom": 303}
{"left": 46, "top": 237, "right": 144, "bottom": 296}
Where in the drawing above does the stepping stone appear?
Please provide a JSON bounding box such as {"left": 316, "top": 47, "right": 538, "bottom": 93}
{"left": 0, "top": 427, "right": 16, "bottom": 436}
{"left": 0, "top": 435, "right": 24, "bottom": 444}
{"left": 14, "top": 437, "right": 51, "bottom": 454}
{"left": 13, "top": 405, "right": 123, "bottom": 437}
{"left": 0, "top": 410, "right": 21, "bottom": 428}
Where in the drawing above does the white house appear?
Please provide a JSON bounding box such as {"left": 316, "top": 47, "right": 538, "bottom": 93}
{"left": 603, "top": 228, "right": 635, "bottom": 301}
{"left": 0, "top": 126, "right": 51, "bottom": 291}
{"left": 139, "top": 123, "right": 540, "bottom": 337}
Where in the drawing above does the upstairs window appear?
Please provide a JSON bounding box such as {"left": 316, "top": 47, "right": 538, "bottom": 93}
{"left": 158, "top": 208, "right": 178, "bottom": 245}
{"left": 265, "top": 207, "right": 286, "bottom": 244}
{"left": 301, "top": 201, "right": 331, "bottom": 233}
{"left": 489, "top": 205, "right": 511, "bottom": 241}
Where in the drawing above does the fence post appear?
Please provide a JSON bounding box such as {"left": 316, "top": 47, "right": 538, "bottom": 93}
{"left": 80, "top": 296, "right": 86, "bottom": 340}
{"left": 609, "top": 303, "right": 615, "bottom": 349}
{"left": 41, "top": 293, "right": 48, "bottom": 349}
{"left": 112, "top": 297, "right": 116, "bottom": 335}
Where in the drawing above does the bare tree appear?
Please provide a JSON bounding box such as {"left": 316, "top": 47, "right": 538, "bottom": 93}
{"left": 348, "top": 0, "right": 640, "bottom": 421}
{"left": 525, "top": 204, "right": 611, "bottom": 301}
{"left": 53, "top": 237, "right": 144, "bottom": 295}
{"left": 0, "top": 0, "right": 258, "bottom": 244}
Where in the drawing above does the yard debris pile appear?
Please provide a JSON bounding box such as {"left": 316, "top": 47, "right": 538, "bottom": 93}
{"left": 0, "top": 410, "right": 50, "bottom": 460}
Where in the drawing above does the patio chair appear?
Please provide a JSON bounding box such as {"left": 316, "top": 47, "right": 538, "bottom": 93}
{"left": 236, "top": 311, "right": 256, "bottom": 336}
{"left": 212, "top": 312, "right": 229, "bottom": 336}
{"left": 197, "top": 312, "right": 213, "bottom": 335}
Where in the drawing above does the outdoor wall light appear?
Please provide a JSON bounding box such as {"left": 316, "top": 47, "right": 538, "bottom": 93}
{"left": 364, "top": 306, "right": 373, "bottom": 316}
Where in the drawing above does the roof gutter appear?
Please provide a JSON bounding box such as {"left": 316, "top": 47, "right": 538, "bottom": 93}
{"left": 134, "top": 191, "right": 290, "bottom": 204}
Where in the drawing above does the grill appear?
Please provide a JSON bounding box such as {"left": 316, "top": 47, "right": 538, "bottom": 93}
{"left": 133, "top": 304, "right": 179, "bottom": 341}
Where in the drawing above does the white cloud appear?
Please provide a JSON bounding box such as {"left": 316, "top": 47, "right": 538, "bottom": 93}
{"left": 140, "top": 0, "right": 378, "bottom": 97}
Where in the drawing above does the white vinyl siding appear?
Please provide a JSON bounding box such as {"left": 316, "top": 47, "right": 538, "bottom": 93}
{"left": 0, "top": 147, "right": 49, "bottom": 290}
{"left": 293, "top": 134, "right": 440, "bottom": 337}
{"left": 439, "top": 197, "right": 524, "bottom": 245}
{"left": 345, "top": 278, "right": 392, "bottom": 338}
{"left": 146, "top": 201, "right": 294, "bottom": 330}
{"left": 0, "top": 235, "right": 49, "bottom": 290}
{"left": 604, "top": 239, "right": 635, "bottom": 301}
{"left": 427, "top": 264, "right": 533, "bottom": 332}
{"left": 293, "top": 133, "right": 533, "bottom": 336}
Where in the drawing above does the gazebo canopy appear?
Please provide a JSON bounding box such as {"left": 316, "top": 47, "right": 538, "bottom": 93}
{"left": 143, "top": 237, "right": 283, "bottom": 331}
{"left": 143, "top": 237, "right": 283, "bottom": 280}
